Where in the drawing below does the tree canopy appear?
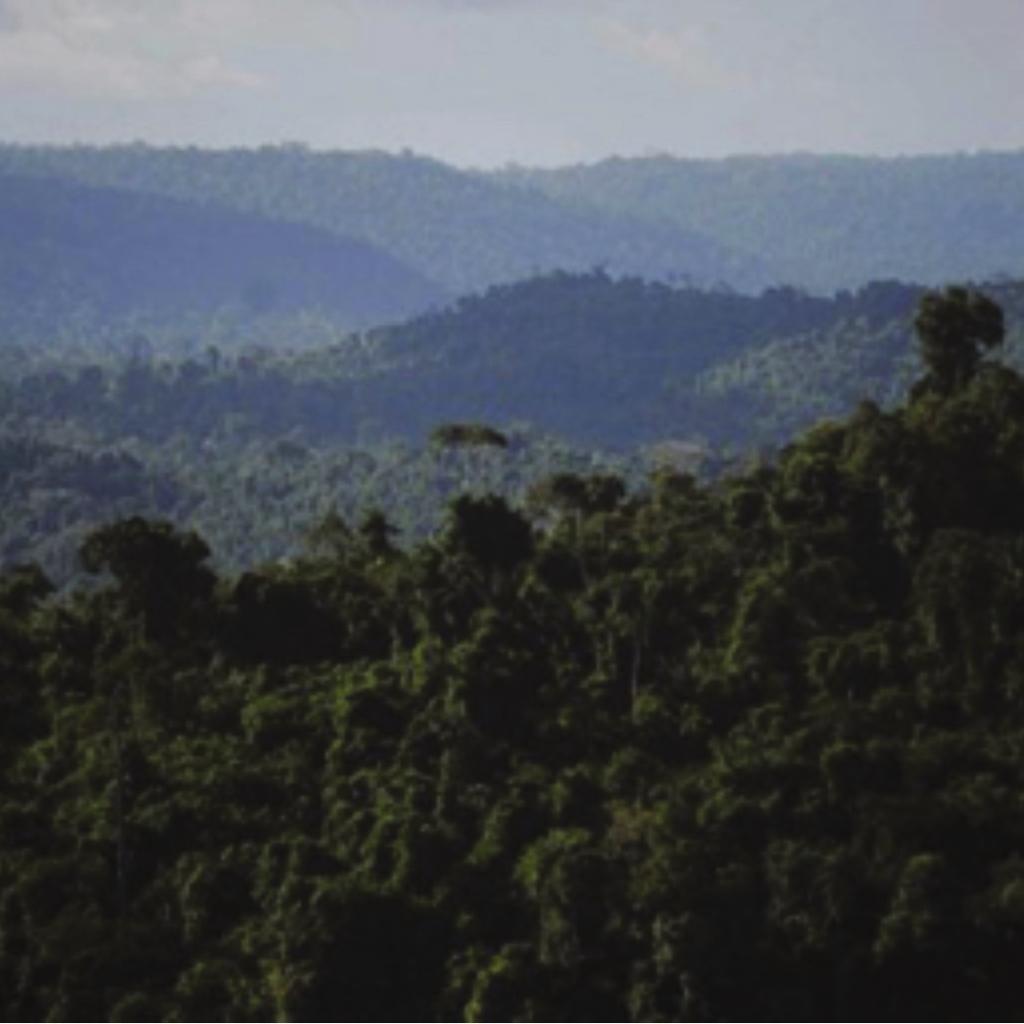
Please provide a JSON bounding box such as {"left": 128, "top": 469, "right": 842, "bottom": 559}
{"left": 914, "top": 284, "right": 1005, "bottom": 393}
{"left": 2, "top": 289, "right": 1024, "bottom": 1018}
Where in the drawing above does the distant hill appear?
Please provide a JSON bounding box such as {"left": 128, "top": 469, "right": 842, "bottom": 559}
{"left": 337, "top": 272, "right": 1024, "bottom": 449}
{"left": 495, "top": 151, "right": 1024, "bottom": 293}
{"left": 0, "top": 172, "right": 446, "bottom": 347}
{"left": 696, "top": 277, "right": 1024, "bottom": 446}
{"left": 5, "top": 145, "right": 1024, "bottom": 301}
{"left": 4, "top": 271, "right": 1024, "bottom": 584}
{"left": 0, "top": 270, "right": 937, "bottom": 450}
{"left": 345, "top": 270, "right": 879, "bottom": 446}
{"left": 0, "top": 144, "right": 763, "bottom": 296}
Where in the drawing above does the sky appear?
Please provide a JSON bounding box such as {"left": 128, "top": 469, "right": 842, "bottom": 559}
{"left": 0, "top": 0, "right": 1022, "bottom": 168}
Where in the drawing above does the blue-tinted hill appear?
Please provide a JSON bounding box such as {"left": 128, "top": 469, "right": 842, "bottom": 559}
{"left": 0, "top": 172, "right": 447, "bottom": 344}
{"left": 497, "top": 151, "right": 1024, "bottom": 293}
{"left": 0, "top": 144, "right": 768, "bottom": 295}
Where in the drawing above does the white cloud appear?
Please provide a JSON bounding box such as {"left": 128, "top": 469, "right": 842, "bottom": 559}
{"left": 593, "top": 15, "right": 738, "bottom": 89}
{"left": 0, "top": 0, "right": 265, "bottom": 98}
{"left": 179, "top": 54, "right": 262, "bottom": 92}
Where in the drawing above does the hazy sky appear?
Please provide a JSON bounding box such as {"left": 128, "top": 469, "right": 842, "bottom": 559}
{"left": 1, "top": 0, "right": 1021, "bottom": 167}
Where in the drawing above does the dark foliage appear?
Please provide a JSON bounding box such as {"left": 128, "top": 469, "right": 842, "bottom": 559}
{"left": 5, "top": 292, "right": 1024, "bottom": 1018}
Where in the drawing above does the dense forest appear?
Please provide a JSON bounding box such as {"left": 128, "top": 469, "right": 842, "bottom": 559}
{"left": 9, "top": 269, "right": 1015, "bottom": 586}
{"left": 4, "top": 268, "right": 1024, "bottom": 587}
{"left": 6, "top": 141, "right": 1024, "bottom": 1019}
{"left": 500, "top": 150, "right": 1024, "bottom": 293}
{"left": 0, "top": 172, "right": 447, "bottom": 344}
{"left": 3, "top": 288, "right": 1024, "bottom": 1019}
{"left": 5, "top": 143, "right": 1024, "bottom": 296}
{"left": 0, "top": 144, "right": 755, "bottom": 297}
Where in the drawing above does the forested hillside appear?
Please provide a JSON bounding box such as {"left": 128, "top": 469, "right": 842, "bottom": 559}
{"left": 4, "top": 271, "right": 1023, "bottom": 586}
{"left": 497, "top": 150, "right": 1024, "bottom": 293}
{"left": 356, "top": 272, "right": 930, "bottom": 446}
{"left": 696, "top": 276, "right": 1024, "bottom": 443}
{"left": 7, "top": 144, "right": 1024, "bottom": 297}
{"left": 4, "top": 270, "right": 929, "bottom": 449}
{"left": 0, "top": 144, "right": 758, "bottom": 295}
{"left": 4, "top": 289, "right": 1024, "bottom": 1019}
{"left": 0, "top": 419, "right": 644, "bottom": 588}
{"left": 0, "top": 172, "right": 446, "bottom": 350}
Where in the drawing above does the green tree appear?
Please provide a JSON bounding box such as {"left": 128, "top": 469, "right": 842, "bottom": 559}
{"left": 914, "top": 286, "right": 1004, "bottom": 395}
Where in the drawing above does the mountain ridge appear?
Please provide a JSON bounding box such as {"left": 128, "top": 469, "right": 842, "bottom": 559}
{"left": 0, "top": 170, "right": 448, "bottom": 344}
{"left": 0, "top": 142, "right": 762, "bottom": 295}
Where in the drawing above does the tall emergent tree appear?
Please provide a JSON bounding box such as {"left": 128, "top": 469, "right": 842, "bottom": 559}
{"left": 914, "top": 285, "right": 1004, "bottom": 394}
